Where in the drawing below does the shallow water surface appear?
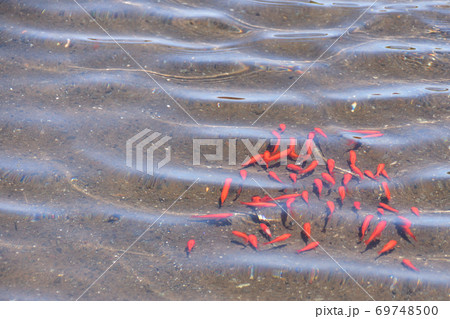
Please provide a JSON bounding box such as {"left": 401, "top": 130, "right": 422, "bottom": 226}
{"left": 0, "top": 0, "right": 449, "bottom": 300}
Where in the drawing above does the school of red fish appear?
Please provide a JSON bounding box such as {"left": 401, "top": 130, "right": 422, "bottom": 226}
{"left": 186, "top": 124, "right": 421, "bottom": 273}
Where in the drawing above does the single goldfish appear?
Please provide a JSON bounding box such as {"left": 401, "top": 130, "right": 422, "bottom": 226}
{"left": 322, "top": 172, "right": 335, "bottom": 186}
{"left": 378, "top": 202, "right": 399, "bottom": 213}
{"left": 186, "top": 239, "right": 195, "bottom": 254}
{"left": 364, "top": 220, "right": 387, "bottom": 245}
{"left": 354, "top": 201, "right": 361, "bottom": 210}
{"left": 314, "top": 127, "right": 328, "bottom": 139}
{"left": 364, "top": 170, "right": 378, "bottom": 181}
{"left": 270, "top": 130, "right": 281, "bottom": 154}
{"left": 303, "top": 222, "right": 311, "bottom": 239}
{"left": 360, "top": 214, "right": 374, "bottom": 241}
{"left": 338, "top": 186, "right": 346, "bottom": 204}
{"left": 289, "top": 173, "right": 297, "bottom": 183}
{"left": 327, "top": 158, "right": 335, "bottom": 175}
{"left": 300, "top": 160, "right": 319, "bottom": 175}
{"left": 240, "top": 170, "right": 247, "bottom": 181}
{"left": 220, "top": 178, "right": 232, "bottom": 207}
{"left": 350, "top": 164, "right": 364, "bottom": 179}
{"left": 248, "top": 234, "right": 258, "bottom": 250}
{"left": 260, "top": 223, "right": 272, "bottom": 238}
{"left": 381, "top": 169, "right": 391, "bottom": 181}
{"left": 301, "top": 190, "right": 309, "bottom": 205}
{"left": 378, "top": 240, "right": 397, "bottom": 255}
{"left": 268, "top": 171, "right": 284, "bottom": 184}
{"left": 232, "top": 231, "right": 249, "bottom": 244}
{"left": 278, "top": 123, "right": 286, "bottom": 133}
{"left": 240, "top": 201, "right": 277, "bottom": 208}
{"left": 375, "top": 163, "right": 385, "bottom": 177}
{"left": 342, "top": 173, "right": 353, "bottom": 187}
{"left": 263, "top": 233, "right": 291, "bottom": 245}
{"left": 402, "top": 259, "right": 419, "bottom": 272}
{"left": 411, "top": 207, "right": 420, "bottom": 217}
{"left": 314, "top": 178, "right": 323, "bottom": 197}
{"left": 327, "top": 201, "right": 335, "bottom": 220}
{"left": 349, "top": 150, "right": 357, "bottom": 166}
{"left": 297, "top": 241, "right": 320, "bottom": 253}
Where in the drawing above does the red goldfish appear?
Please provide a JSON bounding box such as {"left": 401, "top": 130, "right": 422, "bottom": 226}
{"left": 240, "top": 201, "right": 277, "bottom": 208}
{"left": 327, "top": 159, "right": 335, "bottom": 175}
{"left": 402, "top": 259, "right": 419, "bottom": 272}
{"left": 260, "top": 223, "right": 272, "bottom": 238}
{"left": 314, "top": 127, "right": 328, "bottom": 139}
{"left": 300, "top": 160, "right": 319, "bottom": 175}
{"left": 278, "top": 123, "right": 286, "bottom": 133}
{"left": 289, "top": 173, "right": 297, "bottom": 183}
{"left": 378, "top": 202, "right": 399, "bottom": 213}
{"left": 338, "top": 186, "right": 346, "bottom": 204}
{"left": 360, "top": 215, "right": 374, "bottom": 241}
{"left": 191, "top": 213, "right": 233, "bottom": 220}
{"left": 268, "top": 171, "right": 283, "bottom": 184}
{"left": 350, "top": 164, "right": 364, "bottom": 179}
{"left": 378, "top": 240, "right": 397, "bottom": 255}
{"left": 301, "top": 190, "right": 309, "bottom": 205}
{"left": 303, "top": 222, "right": 311, "bottom": 239}
{"left": 411, "top": 207, "right": 420, "bottom": 217}
{"left": 327, "top": 201, "right": 335, "bottom": 220}
{"left": 220, "top": 178, "right": 232, "bottom": 207}
{"left": 322, "top": 172, "right": 335, "bottom": 186}
{"left": 314, "top": 178, "right": 323, "bottom": 197}
{"left": 381, "top": 169, "right": 391, "bottom": 181}
{"left": 349, "top": 150, "right": 356, "bottom": 166}
{"left": 354, "top": 201, "right": 361, "bottom": 210}
{"left": 364, "top": 220, "right": 387, "bottom": 245}
{"left": 342, "top": 173, "right": 353, "bottom": 187}
{"left": 297, "top": 241, "right": 320, "bottom": 253}
{"left": 375, "top": 163, "right": 385, "bottom": 177}
{"left": 248, "top": 234, "right": 258, "bottom": 250}
{"left": 186, "top": 239, "right": 195, "bottom": 254}
{"left": 232, "top": 231, "right": 249, "bottom": 244}
{"left": 364, "top": 170, "right": 378, "bottom": 181}
{"left": 263, "top": 233, "right": 291, "bottom": 245}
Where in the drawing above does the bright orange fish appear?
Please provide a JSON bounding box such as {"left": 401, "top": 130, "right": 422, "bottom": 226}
{"left": 364, "top": 220, "right": 387, "bottom": 245}
{"left": 344, "top": 129, "right": 381, "bottom": 134}
{"left": 232, "top": 231, "right": 249, "bottom": 244}
{"left": 305, "top": 138, "right": 313, "bottom": 155}
{"left": 308, "top": 131, "right": 315, "bottom": 140}
{"left": 268, "top": 171, "right": 283, "bottom": 184}
{"left": 327, "top": 201, "right": 335, "bottom": 220}
{"left": 279, "top": 123, "right": 286, "bottom": 133}
{"left": 364, "top": 170, "right": 378, "bottom": 181}
{"left": 350, "top": 164, "right": 364, "bottom": 179}
{"left": 378, "top": 240, "right": 397, "bottom": 255}
{"left": 342, "top": 173, "right": 353, "bottom": 187}
{"left": 402, "top": 226, "right": 417, "bottom": 242}
{"left": 327, "top": 158, "right": 335, "bottom": 175}
{"left": 378, "top": 202, "right": 399, "bottom": 213}
{"left": 314, "top": 127, "right": 328, "bottom": 139}
{"left": 248, "top": 234, "right": 258, "bottom": 250}
{"left": 381, "top": 169, "right": 391, "bottom": 181}
{"left": 375, "top": 163, "right": 385, "bottom": 177}
{"left": 263, "top": 233, "right": 291, "bottom": 245}
{"left": 338, "top": 186, "right": 346, "bottom": 204}
{"left": 377, "top": 208, "right": 385, "bottom": 215}
{"left": 240, "top": 201, "right": 277, "bottom": 208}
{"left": 396, "top": 216, "right": 412, "bottom": 228}
{"left": 360, "top": 214, "right": 374, "bottom": 241}
{"left": 240, "top": 169, "right": 247, "bottom": 181}
{"left": 360, "top": 133, "right": 384, "bottom": 138}
{"left": 287, "top": 164, "right": 303, "bottom": 172}
{"left": 186, "top": 239, "right": 195, "bottom": 254}
{"left": 251, "top": 196, "right": 261, "bottom": 202}
{"left": 191, "top": 213, "right": 233, "bottom": 220}
{"left": 303, "top": 222, "right": 311, "bottom": 239}
{"left": 220, "top": 178, "right": 232, "bottom": 207}
{"left": 382, "top": 182, "right": 391, "bottom": 201}
{"left": 322, "top": 172, "right": 335, "bottom": 186}
{"left": 411, "top": 207, "right": 420, "bottom": 217}
{"left": 301, "top": 190, "right": 309, "bottom": 205}
{"left": 349, "top": 150, "right": 356, "bottom": 166}
{"left": 300, "top": 160, "right": 319, "bottom": 175}
{"left": 354, "top": 201, "right": 361, "bottom": 210}
{"left": 314, "top": 178, "right": 323, "bottom": 197}
{"left": 402, "top": 259, "right": 419, "bottom": 272}
{"left": 290, "top": 173, "right": 297, "bottom": 183}
{"left": 260, "top": 223, "right": 272, "bottom": 238}
{"left": 297, "top": 241, "right": 320, "bottom": 253}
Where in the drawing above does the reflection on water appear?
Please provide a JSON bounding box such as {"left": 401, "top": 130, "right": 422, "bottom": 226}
{"left": 0, "top": 0, "right": 449, "bottom": 300}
